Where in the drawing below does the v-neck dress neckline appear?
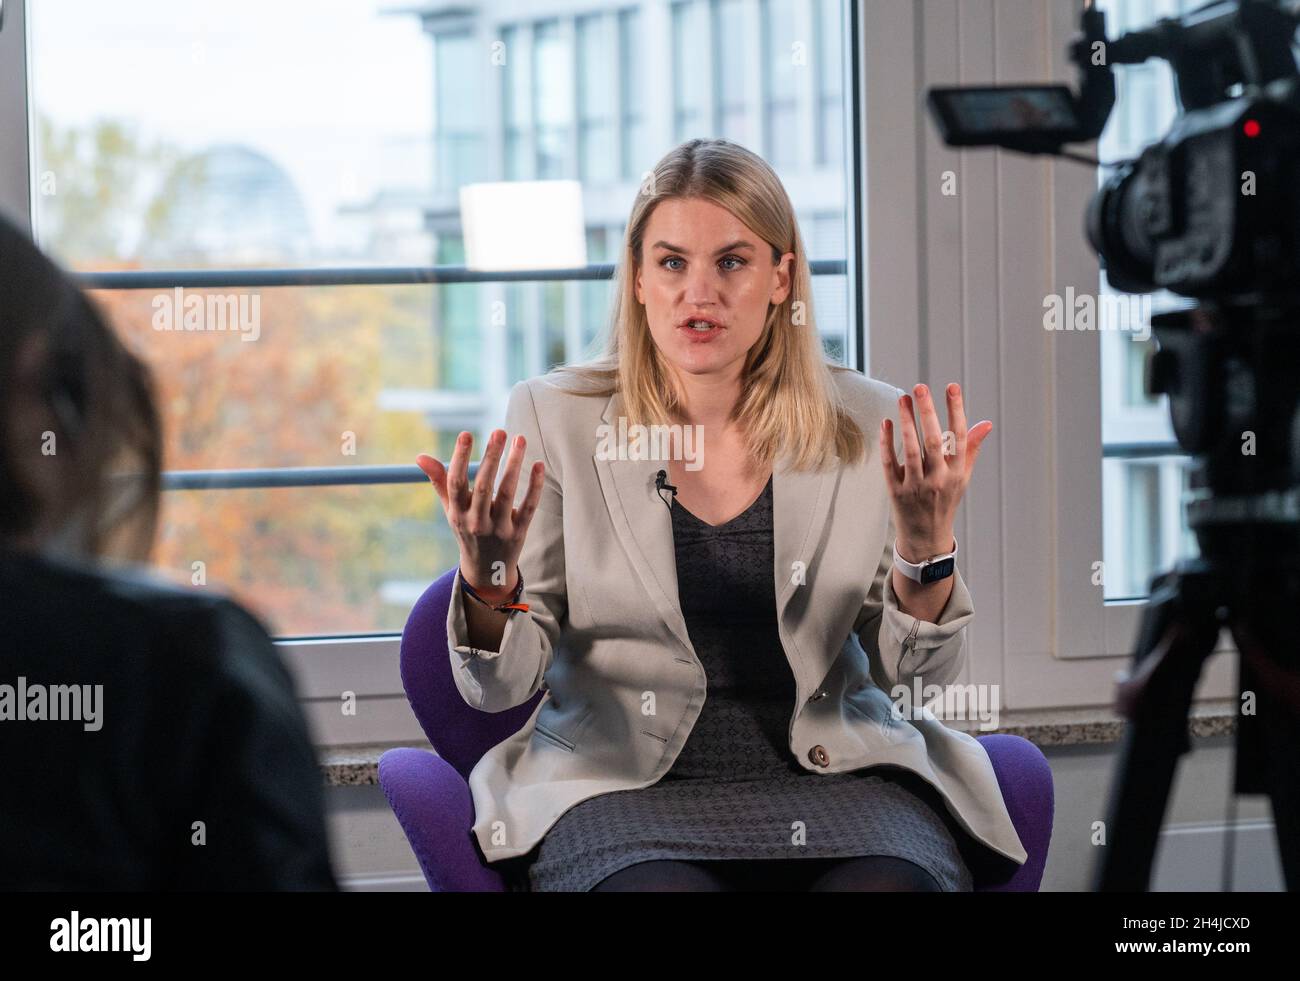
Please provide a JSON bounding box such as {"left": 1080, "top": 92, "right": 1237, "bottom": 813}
{"left": 672, "top": 474, "right": 773, "bottom": 529}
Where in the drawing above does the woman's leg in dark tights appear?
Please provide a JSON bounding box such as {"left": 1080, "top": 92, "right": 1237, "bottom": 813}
{"left": 806, "top": 855, "right": 943, "bottom": 892}
{"left": 670, "top": 856, "right": 942, "bottom": 892}
{"left": 590, "top": 859, "right": 730, "bottom": 892}
{"left": 589, "top": 855, "right": 942, "bottom": 892}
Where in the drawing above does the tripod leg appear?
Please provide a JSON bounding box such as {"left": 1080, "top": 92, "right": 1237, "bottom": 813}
{"left": 1231, "top": 620, "right": 1300, "bottom": 890}
{"left": 1094, "top": 575, "right": 1219, "bottom": 891}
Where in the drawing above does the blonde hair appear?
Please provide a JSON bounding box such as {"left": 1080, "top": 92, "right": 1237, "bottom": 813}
{"left": 546, "top": 138, "right": 865, "bottom": 472}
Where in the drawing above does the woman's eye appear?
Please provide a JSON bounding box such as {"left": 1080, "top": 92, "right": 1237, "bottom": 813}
{"left": 660, "top": 255, "right": 745, "bottom": 271}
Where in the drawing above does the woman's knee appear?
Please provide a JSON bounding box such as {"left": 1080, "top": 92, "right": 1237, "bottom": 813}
{"left": 590, "top": 859, "right": 728, "bottom": 892}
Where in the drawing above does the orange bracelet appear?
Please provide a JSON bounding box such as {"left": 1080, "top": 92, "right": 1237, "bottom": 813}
{"left": 459, "top": 567, "right": 529, "bottom": 613}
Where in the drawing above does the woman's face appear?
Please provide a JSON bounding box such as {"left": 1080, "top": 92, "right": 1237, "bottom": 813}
{"left": 634, "top": 196, "right": 793, "bottom": 385}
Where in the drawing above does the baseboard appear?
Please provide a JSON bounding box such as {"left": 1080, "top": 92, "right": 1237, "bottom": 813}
{"left": 1152, "top": 819, "right": 1283, "bottom": 891}
{"left": 340, "top": 871, "right": 430, "bottom": 892}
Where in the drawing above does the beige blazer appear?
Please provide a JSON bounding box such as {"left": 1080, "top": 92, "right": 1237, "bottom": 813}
{"left": 446, "top": 366, "right": 1028, "bottom": 868}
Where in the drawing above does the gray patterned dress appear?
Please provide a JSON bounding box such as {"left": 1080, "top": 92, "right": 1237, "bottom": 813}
{"left": 495, "top": 474, "right": 976, "bottom": 892}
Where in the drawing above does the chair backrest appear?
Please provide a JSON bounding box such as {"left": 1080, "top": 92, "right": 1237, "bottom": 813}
{"left": 399, "top": 568, "right": 542, "bottom": 780}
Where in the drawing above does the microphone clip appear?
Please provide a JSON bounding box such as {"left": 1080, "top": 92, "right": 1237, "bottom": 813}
{"left": 654, "top": 469, "right": 677, "bottom": 509}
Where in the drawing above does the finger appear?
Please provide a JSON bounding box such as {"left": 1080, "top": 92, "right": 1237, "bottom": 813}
{"left": 879, "top": 418, "right": 903, "bottom": 491}
{"left": 896, "top": 393, "right": 924, "bottom": 482}
{"left": 513, "top": 461, "right": 547, "bottom": 540}
{"left": 494, "top": 434, "right": 527, "bottom": 520}
{"left": 446, "top": 432, "right": 473, "bottom": 514}
{"left": 912, "top": 383, "right": 947, "bottom": 476}
{"left": 471, "top": 430, "right": 507, "bottom": 524}
{"left": 415, "top": 453, "right": 450, "bottom": 513}
{"left": 965, "top": 420, "right": 994, "bottom": 477}
{"left": 945, "top": 383, "right": 969, "bottom": 465}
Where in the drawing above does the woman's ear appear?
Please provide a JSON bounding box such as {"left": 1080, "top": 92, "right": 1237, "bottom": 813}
{"left": 770, "top": 251, "right": 795, "bottom": 305}
{"left": 633, "top": 262, "right": 644, "bottom": 304}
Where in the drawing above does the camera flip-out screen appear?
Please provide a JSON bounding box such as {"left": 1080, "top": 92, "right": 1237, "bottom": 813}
{"left": 927, "top": 85, "right": 1082, "bottom": 146}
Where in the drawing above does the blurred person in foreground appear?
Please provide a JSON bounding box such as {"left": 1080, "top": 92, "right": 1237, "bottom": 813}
{"left": 0, "top": 214, "right": 337, "bottom": 890}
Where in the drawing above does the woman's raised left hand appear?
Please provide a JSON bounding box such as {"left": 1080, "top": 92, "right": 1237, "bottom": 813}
{"left": 879, "top": 382, "right": 992, "bottom": 563}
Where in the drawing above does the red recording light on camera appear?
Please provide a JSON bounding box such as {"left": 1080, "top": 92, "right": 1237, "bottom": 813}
{"left": 1243, "top": 119, "right": 1262, "bottom": 138}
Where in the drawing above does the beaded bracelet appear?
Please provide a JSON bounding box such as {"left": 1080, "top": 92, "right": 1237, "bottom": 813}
{"left": 459, "top": 566, "right": 530, "bottom": 613}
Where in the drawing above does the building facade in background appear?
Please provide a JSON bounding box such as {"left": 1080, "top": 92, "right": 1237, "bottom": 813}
{"left": 400, "top": 0, "right": 851, "bottom": 437}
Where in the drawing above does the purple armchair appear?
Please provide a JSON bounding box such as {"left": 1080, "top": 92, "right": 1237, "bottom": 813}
{"left": 380, "top": 568, "right": 1054, "bottom": 891}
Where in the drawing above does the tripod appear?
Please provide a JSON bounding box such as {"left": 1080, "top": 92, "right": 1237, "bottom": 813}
{"left": 1094, "top": 303, "right": 1300, "bottom": 891}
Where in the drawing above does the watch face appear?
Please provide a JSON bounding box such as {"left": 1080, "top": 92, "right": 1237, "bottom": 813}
{"left": 920, "top": 557, "right": 955, "bottom": 584}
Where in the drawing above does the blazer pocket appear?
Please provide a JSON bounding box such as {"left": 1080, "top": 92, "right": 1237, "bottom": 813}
{"left": 532, "top": 720, "right": 576, "bottom": 752}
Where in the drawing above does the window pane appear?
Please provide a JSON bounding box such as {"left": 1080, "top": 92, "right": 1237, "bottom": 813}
{"left": 436, "top": 233, "right": 481, "bottom": 392}
{"left": 87, "top": 281, "right": 496, "bottom": 469}
{"left": 578, "top": 14, "right": 617, "bottom": 183}
{"left": 763, "top": 0, "right": 799, "bottom": 168}
{"left": 619, "top": 9, "right": 645, "bottom": 179}
{"left": 816, "top": 0, "right": 844, "bottom": 167}
{"left": 1095, "top": 0, "right": 1201, "bottom": 600}
{"left": 533, "top": 20, "right": 573, "bottom": 180}
{"left": 583, "top": 227, "right": 612, "bottom": 351}
{"left": 713, "top": 0, "right": 751, "bottom": 145}
{"left": 806, "top": 212, "right": 849, "bottom": 365}
{"left": 436, "top": 33, "right": 486, "bottom": 192}
{"left": 673, "top": 1, "right": 709, "bottom": 142}
{"left": 157, "top": 484, "right": 451, "bottom": 637}
{"left": 502, "top": 24, "right": 531, "bottom": 181}
{"left": 30, "top": 0, "right": 436, "bottom": 269}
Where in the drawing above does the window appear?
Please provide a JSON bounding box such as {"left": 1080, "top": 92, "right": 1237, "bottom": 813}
{"left": 434, "top": 33, "right": 484, "bottom": 192}
{"left": 9, "top": 0, "right": 860, "bottom": 738}
{"left": 762, "top": 0, "right": 799, "bottom": 168}
{"left": 27, "top": 0, "right": 447, "bottom": 640}
{"left": 712, "top": 0, "right": 750, "bottom": 144}
{"left": 814, "top": 0, "right": 844, "bottom": 167}
{"left": 502, "top": 24, "right": 530, "bottom": 181}
{"left": 1094, "top": 0, "right": 1203, "bottom": 600}
{"left": 532, "top": 20, "right": 573, "bottom": 180}
{"left": 619, "top": 9, "right": 645, "bottom": 180}
{"left": 672, "top": 1, "right": 710, "bottom": 142}
{"left": 577, "top": 14, "right": 617, "bottom": 183}
{"left": 583, "top": 227, "right": 613, "bottom": 353}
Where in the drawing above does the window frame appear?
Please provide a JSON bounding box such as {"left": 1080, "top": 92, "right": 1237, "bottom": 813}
{"left": 0, "top": 0, "right": 31, "bottom": 229}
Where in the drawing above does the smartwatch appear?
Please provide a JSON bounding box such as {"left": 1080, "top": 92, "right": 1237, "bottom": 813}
{"left": 893, "top": 537, "right": 958, "bottom": 585}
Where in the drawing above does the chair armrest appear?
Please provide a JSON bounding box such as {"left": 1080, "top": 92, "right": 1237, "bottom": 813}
{"left": 973, "top": 734, "right": 1054, "bottom": 892}
{"left": 377, "top": 748, "right": 506, "bottom": 892}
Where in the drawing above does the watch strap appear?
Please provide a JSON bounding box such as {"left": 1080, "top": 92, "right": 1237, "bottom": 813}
{"left": 892, "top": 537, "right": 958, "bottom": 584}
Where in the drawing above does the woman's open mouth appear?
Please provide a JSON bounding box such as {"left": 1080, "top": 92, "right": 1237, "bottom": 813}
{"left": 677, "top": 317, "right": 725, "bottom": 343}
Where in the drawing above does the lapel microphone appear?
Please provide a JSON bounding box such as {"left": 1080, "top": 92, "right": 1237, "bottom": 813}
{"left": 654, "top": 469, "right": 677, "bottom": 510}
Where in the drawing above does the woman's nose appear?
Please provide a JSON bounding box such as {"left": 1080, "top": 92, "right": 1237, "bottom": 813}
{"left": 683, "top": 270, "right": 722, "bottom": 305}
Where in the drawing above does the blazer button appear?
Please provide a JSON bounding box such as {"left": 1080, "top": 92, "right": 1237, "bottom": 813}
{"left": 808, "top": 744, "right": 830, "bottom": 768}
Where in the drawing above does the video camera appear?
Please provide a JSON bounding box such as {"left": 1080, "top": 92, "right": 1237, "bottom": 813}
{"left": 928, "top": 0, "right": 1300, "bottom": 298}
{"left": 927, "top": 0, "right": 1300, "bottom": 892}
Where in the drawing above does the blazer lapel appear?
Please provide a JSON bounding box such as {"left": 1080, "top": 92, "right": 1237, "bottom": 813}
{"left": 772, "top": 448, "right": 841, "bottom": 623}
{"left": 592, "top": 390, "right": 841, "bottom": 662}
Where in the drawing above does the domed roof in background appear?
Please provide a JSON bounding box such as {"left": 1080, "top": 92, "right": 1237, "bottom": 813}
{"left": 142, "top": 144, "right": 313, "bottom": 264}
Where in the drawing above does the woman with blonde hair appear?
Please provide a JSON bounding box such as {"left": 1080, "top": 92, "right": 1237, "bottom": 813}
{"left": 417, "top": 137, "right": 1026, "bottom": 892}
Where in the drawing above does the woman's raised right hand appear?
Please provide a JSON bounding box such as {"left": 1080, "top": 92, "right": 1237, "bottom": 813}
{"left": 416, "top": 430, "right": 545, "bottom": 602}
